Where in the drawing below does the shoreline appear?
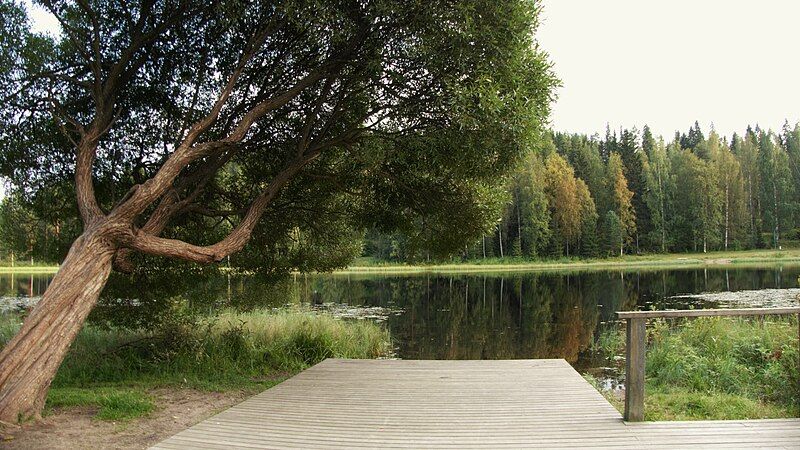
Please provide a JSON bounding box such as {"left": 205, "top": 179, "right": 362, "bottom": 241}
{"left": 336, "top": 249, "right": 800, "bottom": 274}
{"left": 0, "top": 266, "right": 60, "bottom": 274}
{"left": 2, "top": 249, "right": 800, "bottom": 276}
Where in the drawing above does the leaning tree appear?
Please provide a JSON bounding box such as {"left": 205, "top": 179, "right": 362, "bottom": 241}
{"left": 0, "top": 0, "right": 556, "bottom": 421}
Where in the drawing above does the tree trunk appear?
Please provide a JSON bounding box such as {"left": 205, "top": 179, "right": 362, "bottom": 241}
{"left": 747, "top": 173, "right": 755, "bottom": 245}
{"left": 516, "top": 204, "right": 522, "bottom": 254}
{"left": 498, "top": 226, "right": 503, "bottom": 258}
{"left": 773, "top": 180, "right": 779, "bottom": 249}
{"left": 0, "top": 230, "right": 114, "bottom": 423}
{"left": 658, "top": 169, "right": 666, "bottom": 253}
{"left": 724, "top": 183, "right": 729, "bottom": 251}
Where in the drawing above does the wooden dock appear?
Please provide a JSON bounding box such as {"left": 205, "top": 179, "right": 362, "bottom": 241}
{"left": 153, "top": 359, "right": 800, "bottom": 449}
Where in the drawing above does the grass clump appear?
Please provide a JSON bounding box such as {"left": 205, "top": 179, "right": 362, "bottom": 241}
{"left": 45, "top": 308, "right": 391, "bottom": 390}
{"left": 590, "top": 316, "right": 799, "bottom": 420}
{"left": 0, "top": 308, "right": 392, "bottom": 421}
{"left": 645, "top": 388, "right": 791, "bottom": 421}
{"left": 646, "top": 317, "right": 799, "bottom": 408}
{"left": 46, "top": 387, "right": 154, "bottom": 421}
{"left": 210, "top": 310, "right": 392, "bottom": 372}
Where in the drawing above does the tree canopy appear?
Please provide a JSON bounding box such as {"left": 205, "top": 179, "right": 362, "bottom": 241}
{"left": 0, "top": 0, "right": 558, "bottom": 422}
{"left": 0, "top": 0, "right": 558, "bottom": 273}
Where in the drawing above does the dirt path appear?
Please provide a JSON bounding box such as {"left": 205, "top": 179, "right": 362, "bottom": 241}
{"left": 0, "top": 388, "right": 252, "bottom": 449}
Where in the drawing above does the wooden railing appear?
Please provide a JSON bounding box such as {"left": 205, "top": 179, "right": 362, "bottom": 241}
{"left": 616, "top": 307, "right": 800, "bottom": 422}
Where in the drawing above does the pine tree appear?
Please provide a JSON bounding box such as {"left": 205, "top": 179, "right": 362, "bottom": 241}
{"left": 616, "top": 128, "right": 650, "bottom": 252}
{"left": 576, "top": 179, "right": 598, "bottom": 256}
{"left": 680, "top": 120, "right": 705, "bottom": 151}
{"left": 642, "top": 125, "right": 656, "bottom": 159}
{"left": 602, "top": 211, "right": 624, "bottom": 256}
{"left": 606, "top": 153, "right": 636, "bottom": 255}
{"left": 599, "top": 125, "right": 617, "bottom": 162}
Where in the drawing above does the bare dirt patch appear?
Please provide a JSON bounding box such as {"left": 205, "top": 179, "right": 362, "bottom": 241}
{"left": 0, "top": 388, "right": 253, "bottom": 449}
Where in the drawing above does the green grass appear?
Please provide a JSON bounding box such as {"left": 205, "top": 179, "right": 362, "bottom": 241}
{"left": 4, "top": 249, "right": 800, "bottom": 276}
{"left": 340, "top": 249, "right": 800, "bottom": 274}
{"left": 0, "top": 265, "right": 59, "bottom": 273}
{"left": 0, "top": 309, "right": 392, "bottom": 421}
{"left": 589, "top": 316, "right": 800, "bottom": 420}
{"left": 47, "top": 388, "right": 154, "bottom": 421}
{"left": 644, "top": 388, "right": 793, "bottom": 421}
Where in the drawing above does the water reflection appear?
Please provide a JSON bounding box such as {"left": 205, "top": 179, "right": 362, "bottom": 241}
{"left": 0, "top": 273, "right": 53, "bottom": 298}
{"left": 1, "top": 265, "right": 798, "bottom": 369}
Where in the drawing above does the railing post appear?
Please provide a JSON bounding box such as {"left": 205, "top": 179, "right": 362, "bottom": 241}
{"left": 624, "top": 317, "right": 646, "bottom": 422}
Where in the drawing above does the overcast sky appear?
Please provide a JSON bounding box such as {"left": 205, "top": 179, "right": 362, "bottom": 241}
{"left": 536, "top": 0, "right": 800, "bottom": 139}
{"left": 23, "top": 0, "right": 800, "bottom": 141}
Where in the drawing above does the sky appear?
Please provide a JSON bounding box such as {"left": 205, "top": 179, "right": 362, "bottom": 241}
{"left": 536, "top": 0, "right": 800, "bottom": 139}
{"left": 20, "top": 0, "right": 800, "bottom": 141}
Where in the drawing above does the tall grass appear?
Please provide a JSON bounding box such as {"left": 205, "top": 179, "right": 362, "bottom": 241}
{"left": 45, "top": 309, "right": 392, "bottom": 388}
{"left": 0, "top": 309, "right": 392, "bottom": 420}
{"left": 647, "top": 317, "right": 798, "bottom": 407}
{"left": 590, "top": 316, "right": 799, "bottom": 420}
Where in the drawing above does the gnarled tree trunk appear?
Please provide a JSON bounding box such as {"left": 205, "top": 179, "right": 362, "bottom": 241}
{"left": 0, "top": 229, "right": 115, "bottom": 423}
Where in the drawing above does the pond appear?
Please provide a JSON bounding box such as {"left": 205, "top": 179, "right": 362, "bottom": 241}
{"left": 2, "top": 264, "right": 799, "bottom": 379}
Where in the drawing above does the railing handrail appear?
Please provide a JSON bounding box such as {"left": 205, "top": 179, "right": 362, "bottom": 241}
{"left": 617, "top": 306, "right": 800, "bottom": 319}
{"left": 616, "top": 307, "right": 800, "bottom": 422}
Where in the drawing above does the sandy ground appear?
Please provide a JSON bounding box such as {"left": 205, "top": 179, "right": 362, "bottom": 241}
{"left": 0, "top": 388, "right": 252, "bottom": 449}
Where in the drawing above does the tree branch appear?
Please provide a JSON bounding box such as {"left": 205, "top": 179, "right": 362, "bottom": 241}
{"left": 111, "top": 59, "right": 340, "bottom": 224}
{"left": 117, "top": 150, "right": 321, "bottom": 263}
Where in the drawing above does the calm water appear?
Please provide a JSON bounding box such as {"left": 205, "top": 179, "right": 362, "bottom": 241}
{"left": 2, "top": 265, "right": 799, "bottom": 375}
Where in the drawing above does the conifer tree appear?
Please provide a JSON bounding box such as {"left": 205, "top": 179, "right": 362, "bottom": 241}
{"left": 680, "top": 121, "right": 705, "bottom": 151}
{"left": 576, "top": 179, "right": 598, "bottom": 256}
{"left": 606, "top": 153, "right": 636, "bottom": 255}
{"left": 616, "top": 128, "right": 649, "bottom": 252}
{"left": 602, "top": 211, "right": 623, "bottom": 256}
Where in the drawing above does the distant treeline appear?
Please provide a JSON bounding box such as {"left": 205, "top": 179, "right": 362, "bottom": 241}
{"left": 2, "top": 121, "right": 799, "bottom": 266}
{"left": 365, "top": 122, "right": 800, "bottom": 261}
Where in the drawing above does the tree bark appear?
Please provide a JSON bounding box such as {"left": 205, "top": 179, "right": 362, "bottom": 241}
{"left": 773, "top": 179, "right": 779, "bottom": 249}
{"left": 0, "top": 229, "right": 114, "bottom": 423}
{"left": 498, "top": 226, "right": 503, "bottom": 258}
{"left": 724, "top": 180, "right": 729, "bottom": 251}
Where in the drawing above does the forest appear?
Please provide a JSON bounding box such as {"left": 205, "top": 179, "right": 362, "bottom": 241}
{"left": 2, "top": 121, "right": 800, "bottom": 265}
{"left": 364, "top": 122, "right": 800, "bottom": 261}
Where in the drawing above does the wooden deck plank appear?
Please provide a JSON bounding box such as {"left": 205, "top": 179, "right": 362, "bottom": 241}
{"left": 152, "top": 359, "right": 800, "bottom": 449}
